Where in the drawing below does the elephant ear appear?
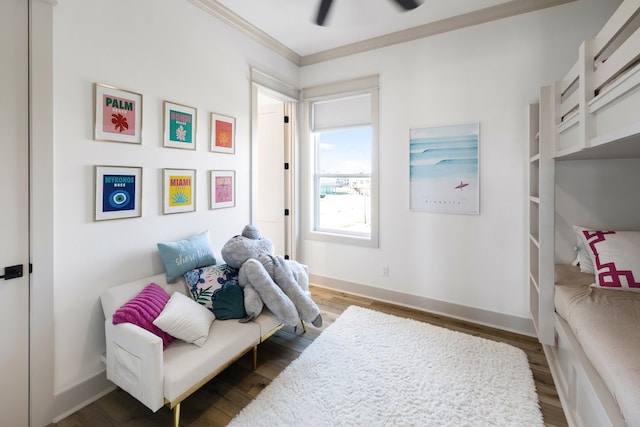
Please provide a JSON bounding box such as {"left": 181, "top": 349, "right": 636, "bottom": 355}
{"left": 220, "top": 235, "right": 253, "bottom": 268}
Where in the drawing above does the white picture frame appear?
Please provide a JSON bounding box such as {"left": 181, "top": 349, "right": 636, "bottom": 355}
{"left": 94, "top": 165, "right": 142, "bottom": 221}
{"left": 210, "top": 170, "right": 235, "bottom": 209}
{"left": 409, "top": 123, "right": 480, "bottom": 214}
{"left": 94, "top": 83, "right": 143, "bottom": 144}
{"left": 163, "top": 168, "right": 196, "bottom": 214}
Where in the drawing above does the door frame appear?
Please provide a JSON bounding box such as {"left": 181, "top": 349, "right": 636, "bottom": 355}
{"left": 250, "top": 69, "right": 300, "bottom": 260}
{"left": 29, "top": 0, "right": 56, "bottom": 425}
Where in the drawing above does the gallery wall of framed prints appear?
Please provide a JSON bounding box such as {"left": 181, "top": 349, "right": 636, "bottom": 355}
{"left": 92, "top": 82, "right": 238, "bottom": 219}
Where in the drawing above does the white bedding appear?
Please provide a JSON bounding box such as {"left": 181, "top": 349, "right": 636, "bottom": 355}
{"left": 555, "top": 264, "right": 640, "bottom": 426}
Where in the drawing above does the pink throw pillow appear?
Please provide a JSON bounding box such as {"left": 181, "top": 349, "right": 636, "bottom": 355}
{"left": 583, "top": 230, "right": 640, "bottom": 292}
{"left": 112, "top": 283, "right": 175, "bottom": 349}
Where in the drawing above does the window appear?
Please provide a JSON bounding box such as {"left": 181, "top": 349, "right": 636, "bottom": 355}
{"left": 303, "top": 76, "right": 378, "bottom": 247}
{"left": 315, "top": 117, "right": 372, "bottom": 235}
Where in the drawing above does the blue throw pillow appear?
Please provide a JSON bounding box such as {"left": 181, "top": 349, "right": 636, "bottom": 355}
{"left": 157, "top": 231, "right": 217, "bottom": 282}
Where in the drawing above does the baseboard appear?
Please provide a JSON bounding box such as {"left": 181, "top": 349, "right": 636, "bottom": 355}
{"left": 51, "top": 369, "right": 116, "bottom": 423}
{"left": 310, "top": 274, "right": 536, "bottom": 337}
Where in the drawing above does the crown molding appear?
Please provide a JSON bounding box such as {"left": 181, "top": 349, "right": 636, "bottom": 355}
{"left": 188, "top": 0, "right": 302, "bottom": 65}
{"left": 300, "top": 0, "right": 577, "bottom": 66}
{"left": 189, "top": 0, "right": 576, "bottom": 67}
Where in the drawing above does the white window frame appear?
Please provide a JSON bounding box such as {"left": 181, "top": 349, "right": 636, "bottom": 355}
{"left": 302, "top": 75, "right": 379, "bottom": 248}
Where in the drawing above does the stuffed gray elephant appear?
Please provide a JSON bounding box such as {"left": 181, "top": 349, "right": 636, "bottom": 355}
{"left": 221, "top": 225, "right": 322, "bottom": 328}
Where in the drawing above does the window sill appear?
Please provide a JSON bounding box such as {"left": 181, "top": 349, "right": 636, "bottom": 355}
{"left": 306, "top": 230, "right": 378, "bottom": 248}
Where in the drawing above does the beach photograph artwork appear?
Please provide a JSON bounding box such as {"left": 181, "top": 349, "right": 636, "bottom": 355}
{"left": 410, "top": 123, "right": 479, "bottom": 214}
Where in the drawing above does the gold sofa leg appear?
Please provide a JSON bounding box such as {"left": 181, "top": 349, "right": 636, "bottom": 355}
{"left": 173, "top": 402, "right": 181, "bottom": 427}
{"left": 253, "top": 345, "right": 258, "bottom": 370}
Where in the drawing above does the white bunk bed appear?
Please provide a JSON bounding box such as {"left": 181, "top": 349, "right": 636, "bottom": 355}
{"left": 554, "top": 0, "right": 640, "bottom": 159}
{"left": 529, "top": 1, "right": 640, "bottom": 426}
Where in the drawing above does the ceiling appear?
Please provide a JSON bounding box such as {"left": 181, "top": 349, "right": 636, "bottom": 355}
{"left": 191, "top": 0, "right": 576, "bottom": 65}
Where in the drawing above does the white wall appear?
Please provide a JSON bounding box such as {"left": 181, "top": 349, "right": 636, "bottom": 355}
{"left": 555, "top": 158, "right": 640, "bottom": 263}
{"left": 51, "top": 0, "right": 297, "bottom": 398}
{"left": 299, "top": 0, "right": 620, "bottom": 327}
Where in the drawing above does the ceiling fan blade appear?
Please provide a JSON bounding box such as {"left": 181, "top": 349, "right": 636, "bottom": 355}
{"left": 392, "top": 0, "right": 421, "bottom": 10}
{"left": 316, "top": 0, "right": 334, "bottom": 26}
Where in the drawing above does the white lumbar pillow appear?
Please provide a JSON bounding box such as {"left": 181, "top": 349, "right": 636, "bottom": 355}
{"left": 573, "top": 225, "right": 595, "bottom": 274}
{"left": 153, "top": 291, "right": 215, "bottom": 346}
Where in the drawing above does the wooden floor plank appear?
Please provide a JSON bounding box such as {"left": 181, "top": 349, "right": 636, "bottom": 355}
{"left": 50, "top": 285, "right": 567, "bottom": 427}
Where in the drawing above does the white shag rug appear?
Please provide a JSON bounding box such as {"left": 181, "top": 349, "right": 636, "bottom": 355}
{"left": 228, "top": 305, "right": 544, "bottom": 427}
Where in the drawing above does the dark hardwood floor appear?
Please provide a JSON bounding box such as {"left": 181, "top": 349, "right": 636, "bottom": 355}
{"left": 52, "top": 285, "right": 567, "bottom": 427}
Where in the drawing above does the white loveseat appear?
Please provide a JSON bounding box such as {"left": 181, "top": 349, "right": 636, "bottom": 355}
{"left": 100, "top": 272, "right": 283, "bottom": 427}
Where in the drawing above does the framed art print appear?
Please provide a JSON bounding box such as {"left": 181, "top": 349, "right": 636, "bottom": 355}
{"left": 163, "top": 101, "right": 197, "bottom": 150}
{"left": 94, "top": 83, "right": 143, "bottom": 144}
{"left": 210, "top": 113, "right": 235, "bottom": 154}
{"left": 409, "top": 123, "right": 480, "bottom": 215}
{"left": 163, "top": 168, "right": 196, "bottom": 214}
{"left": 94, "top": 165, "right": 142, "bottom": 221}
{"left": 210, "top": 170, "right": 235, "bottom": 209}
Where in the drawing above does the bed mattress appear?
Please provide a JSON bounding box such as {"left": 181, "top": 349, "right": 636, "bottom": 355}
{"left": 555, "top": 264, "right": 640, "bottom": 426}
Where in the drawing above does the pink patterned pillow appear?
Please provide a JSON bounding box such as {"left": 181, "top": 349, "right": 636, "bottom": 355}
{"left": 583, "top": 230, "right": 640, "bottom": 292}
{"left": 112, "top": 283, "right": 175, "bottom": 349}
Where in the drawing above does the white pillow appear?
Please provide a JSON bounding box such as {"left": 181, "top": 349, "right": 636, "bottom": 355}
{"left": 583, "top": 230, "right": 640, "bottom": 292}
{"left": 153, "top": 292, "right": 215, "bottom": 346}
{"left": 573, "top": 225, "right": 595, "bottom": 274}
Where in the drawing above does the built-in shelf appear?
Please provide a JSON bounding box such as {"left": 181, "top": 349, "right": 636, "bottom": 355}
{"left": 528, "top": 91, "right": 555, "bottom": 346}
{"left": 529, "top": 233, "right": 540, "bottom": 247}
{"left": 529, "top": 272, "right": 540, "bottom": 291}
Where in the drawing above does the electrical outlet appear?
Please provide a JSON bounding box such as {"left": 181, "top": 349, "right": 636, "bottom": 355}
{"left": 382, "top": 265, "right": 389, "bottom": 277}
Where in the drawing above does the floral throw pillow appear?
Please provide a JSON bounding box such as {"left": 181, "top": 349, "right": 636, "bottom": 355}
{"left": 184, "top": 264, "right": 239, "bottom": 310}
